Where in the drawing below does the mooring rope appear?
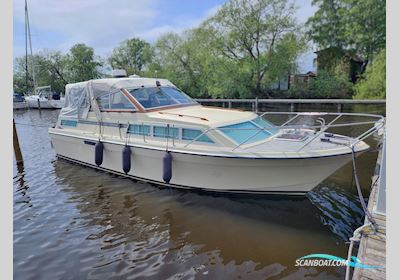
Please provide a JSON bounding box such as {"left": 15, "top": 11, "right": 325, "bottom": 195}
{"left": 350, "top": 145, "right": 377, "bottom": 230}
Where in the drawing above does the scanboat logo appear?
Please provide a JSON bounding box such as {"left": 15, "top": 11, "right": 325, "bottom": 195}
{"left": 295, "top": 254, "right": 384, "bottom": 269}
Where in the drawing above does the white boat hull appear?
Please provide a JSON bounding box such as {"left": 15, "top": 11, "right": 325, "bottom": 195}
{"left": 49, "top": 133, "right": 355, "bottom": 194}
{"left": 13, "top": 102, "right": 27, "bottom": 110}
{"left": 26, "top": 97, "right": 65, "bottom": 109}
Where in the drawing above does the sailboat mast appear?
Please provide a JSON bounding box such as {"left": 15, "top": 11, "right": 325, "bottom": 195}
{"left": 24, "top": 0, "right": 36, "bottom": 95}
{"left": 24, "top": 0, "right": 28, "bottom": 94}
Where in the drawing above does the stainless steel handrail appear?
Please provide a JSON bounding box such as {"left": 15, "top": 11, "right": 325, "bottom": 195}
{"left": 121, "top": 111, "right": 384, "bottom": 150}
{"left": 297, "top": 114, "right": 343, "bottom": 152}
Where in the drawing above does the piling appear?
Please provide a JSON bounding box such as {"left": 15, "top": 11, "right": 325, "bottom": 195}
{"left": 255, "top": 97, "right": 259, "bottom": 113}
{"left": 13, "top": 119, "right": 23, "bottom": 164}
{"left": 37, "top": 98, "right": 41, "bottom": 110}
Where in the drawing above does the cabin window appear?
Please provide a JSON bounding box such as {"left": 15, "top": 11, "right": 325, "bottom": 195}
{"left": 182, "top": 128, "right": 214, "bottom": 143}
{"left": 128, "top": 87, "right": 196, "bottom": 109}
{"left": 60, "top": 119, "right": 78, "bottom": 127}
{"left": 219, "top": 121, "right": 272, "bottom": 144}
{"left": 127, "top": 124, "right": 150, "bottom": 136}
{"left": 97, "top": 91, "right": 136, "bottom": 111}
{"left": 110, "top": 91, "right": 137, "bottom": 110}
{"left": 97, "top": 94, "right": 110, "bottom": 110}
{"left": 153, "top": 126, "right": 179, "bottom": 139}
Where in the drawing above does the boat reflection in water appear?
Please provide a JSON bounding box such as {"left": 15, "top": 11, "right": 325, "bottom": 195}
{"left": 47, "top": 159, "right": 364, "bottom": 279}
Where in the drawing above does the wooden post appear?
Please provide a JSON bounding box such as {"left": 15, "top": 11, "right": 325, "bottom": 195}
{"left": 290, "top": 103, "right": 295, "bottom": 112}
{"left": 228, "top": 101, "right": 232, "bottom": 109}
{"left": 37, "top": 98, "right": 41, "bottom": 110}
{"left": 252, "top": 101, "right": 255, "bottom": 112}
{"left": 13, "top": 119, "right": 23, "bottom": 164}
{"left": 255, "top": 97, "right": 259, "bottom": 114}
{"left": 337, "top": 103, "right": 343, "bottom": 112}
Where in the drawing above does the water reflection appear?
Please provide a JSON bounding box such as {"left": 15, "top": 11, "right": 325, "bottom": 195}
{"left": 50, "top": 160, "right": 347, "bottom": 279}
{"left": 13, "top": 161, "right": 32, "bottom": 207}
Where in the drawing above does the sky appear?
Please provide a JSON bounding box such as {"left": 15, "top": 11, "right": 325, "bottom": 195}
{"left": 13, "top": 0, "right": 317, "bottom": 72}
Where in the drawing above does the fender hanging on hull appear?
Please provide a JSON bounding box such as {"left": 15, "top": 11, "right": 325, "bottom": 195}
{"left": 122, "top": 146, "right": 131, "bottom": 174}
{"left": 163, "top": 151, "right": 173, "bottom": 183}
{"left": 95, "top": 141, "right": 103, "bottom": 166}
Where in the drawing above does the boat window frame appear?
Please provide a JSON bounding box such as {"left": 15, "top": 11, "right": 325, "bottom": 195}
{"left": 181, "top": 128, "right": 215, "bottom": 143}
{"left": 125, "top": 86, "right": 198, "bottom": 112}
{"left": 216, "top": 118, "right": 277, "bottom": 146}
{"left": 126, "top": 122, "right": 217, "bottom": 145}
{"left": 96, "top": 89, "right": 139, "bottom": 113}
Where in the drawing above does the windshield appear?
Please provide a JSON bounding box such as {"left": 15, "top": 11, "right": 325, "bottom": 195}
{"left": 128, "top": 87, "right": 196, "bottom": 109}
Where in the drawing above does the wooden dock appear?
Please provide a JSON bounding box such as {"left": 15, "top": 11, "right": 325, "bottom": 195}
{"left": 352, "top": 139, "right": 386, "bottom": 280}
{"left": 194, "top": 98, "right": 386, "bottom": 113}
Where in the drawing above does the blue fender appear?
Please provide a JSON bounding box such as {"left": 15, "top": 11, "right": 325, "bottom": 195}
{"left": 122, "top": 146, "right": 131, "bottom": 174}
{"left": 163, "top": 152, "right": 173, "bottom": 183}
{"left": 95, "top": 141, "right": 103, "bottom": 166}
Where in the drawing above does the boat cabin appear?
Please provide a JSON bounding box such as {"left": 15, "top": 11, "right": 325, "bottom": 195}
{"left": 57, "top": 77, "right": 280, "bottom": 149}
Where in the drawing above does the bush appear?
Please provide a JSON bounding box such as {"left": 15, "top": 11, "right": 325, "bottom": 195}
{"left": 307, "top": 70, "right": 353, "bottom": 98}
{"left": 354, "top": 49, "right": 385, "bottom": 99}
{"left": 287, "top": 70, "right": 353, "bottom": 99}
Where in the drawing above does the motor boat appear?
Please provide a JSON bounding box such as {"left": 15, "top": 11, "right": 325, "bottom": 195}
{"left": 26, "top": 86, "right": 65, "bottom": 109}
{"left": 13, "top": 92, "right": 27, "bottom": 110}
{"left": 48, "top": 77, "right": 384, "bottom": 195}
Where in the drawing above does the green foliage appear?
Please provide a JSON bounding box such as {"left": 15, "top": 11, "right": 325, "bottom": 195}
{"left": 204, "top": 0, "right": 306, "bottom": 97}
{"left": 307, "top": 0, "right": 385, "bottom": 61}
{"left": 67, "top": 44, "right": 102, "bottom": 82}
{"left": 289, "top": 70, "right": 353, "bottom": 98}
{"left": 110, "top": 38, "right": 153, "bottom": 75}
{"left": 15, "top": 0, "right": 383, "bottom": 99}
{"left": 13, "top": 43, "right": 102, "bottom": 93}
{"left": 13, "top": 51, "right": 69, "bottom": 94}
{"left": 354, "top": 49, "right": 386, "bottom": 99}
{"left": 309, "top": 70, "right": 353, "bottom": 98}
{"left": 149, "top": 0, "right": 306, "bottom": 98}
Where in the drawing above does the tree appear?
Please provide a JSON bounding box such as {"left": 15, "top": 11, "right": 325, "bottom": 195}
{"left": 204, "top": 0, "right": 306, "bottom": 97}
{"left": 13, "top": 55, "right": 33, "bottom": 94}
{"left": 13, "top": 51, "right": 69, "bottom": 94}
{"left": 354, "top": 48, "right": 385, "bottom": 99}
{"left": 67, "top": 43, "right": 102, "bottom": 82}
{"left": 110, "top": 38, "right": 153, "bottom": 75}
{"left": 306, "top": 0, "right": 347, "bottom": 49}
{"left": 151, "top": 0, "right": 306, "bottom": 99}
{"left": 307, "top": 0, "right": 385, "bottom": 63}
{"left": 344, "top": 0, "right": 385, "bottom": 63}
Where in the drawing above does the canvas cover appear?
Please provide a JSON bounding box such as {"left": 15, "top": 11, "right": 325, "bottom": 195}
{"left": 59, "top": 78, "right": 175, "bottom": 120}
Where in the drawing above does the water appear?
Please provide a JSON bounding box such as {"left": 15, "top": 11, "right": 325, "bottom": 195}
{"left": 13, "top": 105, "right": 385, "bottom": 280}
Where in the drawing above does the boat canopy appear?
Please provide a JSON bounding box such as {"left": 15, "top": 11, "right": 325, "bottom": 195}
{"left": 59, "top": 78, "right": 175, "bottom": 119}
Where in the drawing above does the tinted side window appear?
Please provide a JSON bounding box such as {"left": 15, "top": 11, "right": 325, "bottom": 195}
{"left": 127, "top": 124, "right": 150, "bottom": 136}
{"left": 153, "top": 126, "right": 179, "bottom": 139}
